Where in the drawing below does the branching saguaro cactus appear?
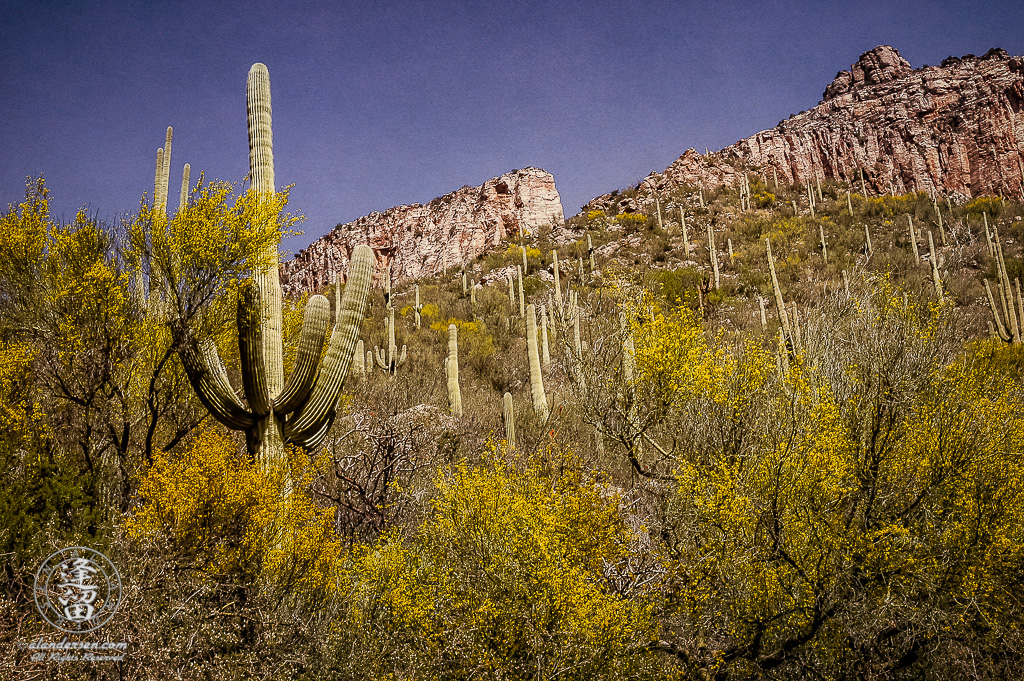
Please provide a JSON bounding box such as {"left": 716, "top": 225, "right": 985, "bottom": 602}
{"left": 447, "top": 324, "right": 463, "bottom": 417}
{"left": 375, "top": 306, "right": 407, "bottom": 375}
{"left": 179, "top": 245, "right": 374, "bottom": 462}
{"left": 526, "top": 304, "right": 548, "bottom": 420}
{"left": 177, "top": 64, "right": 374, "bottom": 464}
{"left": 985, "top": 224, "right": 1023, "bottom": 344}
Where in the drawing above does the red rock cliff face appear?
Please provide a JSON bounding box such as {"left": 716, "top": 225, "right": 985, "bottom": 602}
{"left": 281, "top": 167, "right": 563, "bottom": 294}
{"left": 586, "top": 46, "right": 1024, "bottom": 214}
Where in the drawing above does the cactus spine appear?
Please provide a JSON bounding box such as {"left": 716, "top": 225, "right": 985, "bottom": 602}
{"left": 864, "top": 224, "right": 873, "bottom": 255}
{"left": 526, "top": 304, "right": 548, "bottom": 419}
{"left": 447, "top": 324, "right": 462, "bottom": 417}
{"left": 502, "top": 392, "right": 515, "bottom": 449}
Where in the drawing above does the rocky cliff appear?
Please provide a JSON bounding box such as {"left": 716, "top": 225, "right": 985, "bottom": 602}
{"left": 585, "top": 45, "right": 1024, "bottom": 214}
{"left": 280, "top": 167, "right": 564, "bottom": 294}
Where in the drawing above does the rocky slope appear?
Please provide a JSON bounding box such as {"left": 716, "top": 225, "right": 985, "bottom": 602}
{"left": 586, "top": 45, "right": 1024, "bottom": 215}
{"left": 281, "top": 168, "right": 563, "bottom": 294}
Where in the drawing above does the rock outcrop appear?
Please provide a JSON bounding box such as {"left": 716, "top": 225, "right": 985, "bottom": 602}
{"left": 281, "top": 167, "right": 563, "bottom": 294}
{"left": 585, "top": 46, "right": 1024, "bottom": 214}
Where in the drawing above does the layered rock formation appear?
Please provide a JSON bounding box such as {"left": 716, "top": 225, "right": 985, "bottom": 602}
{"left": 281, "top": 168, "right": 563, "bottom": 294}
{"left": 585, "top": 45, "right": 1024, "bottom": 214}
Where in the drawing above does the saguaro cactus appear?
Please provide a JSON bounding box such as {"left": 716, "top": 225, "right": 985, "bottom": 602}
{"left": 502, "top": 392, "right": 515, "bottom": 449}
{"left": 985, "top": 225, "right": 1023, "bottom": 344}
{"left": 447, "top": 324, "right": 463, "bottom": 417}
{"left": 708, "top": 222, "right": 720, "bottom": 289}
{"left": 177, "top": 64, "right": 372, "bottom": 464}
{"left": 553, "top": 250, "right": 563, "bottom": 313}
{"left": 179, "top": 163, "right": 191, "bottom": 210}
{"left": 766, "top": 237, "right": 795, "bottom": 356}
{"left": 928, "top": 231, "right": 944, "bottom": 302}
{"left": 414, "top": 284, "right": 423, "bottom": 329}
{"left": 680, "top": 207, "right": 691, "bottom": 257}
{"left": 540, "top": 303, "right": 551, "bottom": 366}
{"left": 526, "top": 304, "right": 549, "bottom": 419}
{"left": 587, "top": 233, "right": 596, "bottom": 271}
{"left": 908, "top": 215, "right": 920, "bottom": 263}
{"left": 375, "top": 306, "right": 407, "bottom": 375}
{"left": 178, "top": 245, "right": 374, "bottom": 462}
{"left": 517, "top": 265, "right": 525, "bottom": 317}
{"left": 354, "top": 339, "right": 365, "bottom": 376}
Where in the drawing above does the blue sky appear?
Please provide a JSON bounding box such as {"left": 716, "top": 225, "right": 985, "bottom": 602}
{"left": 2, "top": 0, "right": 1022, "bottom": 254}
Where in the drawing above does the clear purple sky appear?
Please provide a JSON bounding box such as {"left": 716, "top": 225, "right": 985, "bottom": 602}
{"left": 2, "top": 1, "right": 1022, "bottom": 255}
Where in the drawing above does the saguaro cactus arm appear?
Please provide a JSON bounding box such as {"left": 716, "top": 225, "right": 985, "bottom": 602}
{"left": 285, "top": 244, "right": 374, "bottom": 443}
{"left": 237, "top": 281, "right": 271, "bottom": 417}
{"left": 274, "top": 295, "right": 330, "bottom": 413}
{"left": 178, "top": 338, "right": 256, "bottom": 430}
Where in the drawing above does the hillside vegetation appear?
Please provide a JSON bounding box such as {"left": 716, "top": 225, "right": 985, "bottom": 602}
{"left": 2, "top": 169, "right": 1023, "bottom": 680}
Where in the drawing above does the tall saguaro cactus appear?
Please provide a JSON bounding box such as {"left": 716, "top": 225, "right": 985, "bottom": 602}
{"left": 526, "top": 304, "right": 549, "bottom": 420}
{"left": 447, "top": 324, "right": 463, "bottom": 417}
{"left": 177, "top": 64, "right": 373, "bottom": 464}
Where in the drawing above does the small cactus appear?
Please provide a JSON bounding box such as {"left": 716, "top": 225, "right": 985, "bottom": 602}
{"left": 908, "top": 215, "right": 920, "bottom": 263}
{"left": 414, "top": 284, "right": 423, "bottom": 329}
{"left": 680, "top": 207, "right": 691, "bottom": 258}
{"left": 502, "top": 392, "right": 515, "bottom": 449}
{"left": 354, "top": 339, "right": 365, "bottom": 376}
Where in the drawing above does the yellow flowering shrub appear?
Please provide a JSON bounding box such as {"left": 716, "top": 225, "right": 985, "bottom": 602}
{"left": 339, "top": 454, "right": 663, "bottom": 678}
{"left": 127, "top": 426, "right": 343, "bottom": 596}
